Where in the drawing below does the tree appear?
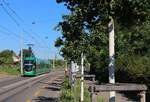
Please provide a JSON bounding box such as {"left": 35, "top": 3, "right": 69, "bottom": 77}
{"left": 0, "top": 50, "right": 14, "bottom": 66}
{"left": 55, "top": 0, "right": 150, "bottom": 82}
{"left": 19, "top": 49, "right": 34, "bottom": 58}
{"left": 54, "top": 13, "right": 89, "bottom": 63}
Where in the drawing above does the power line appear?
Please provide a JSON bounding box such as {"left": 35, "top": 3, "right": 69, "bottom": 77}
{"left": 1, "top": 2, "right": 48, "bottom": 48}
{"left": 0, "top": 3, "right": 40, "bottom": 44}
{"left": 0, "top": 29, "right": 20, "bottom": 41}
{"left": 0, "top": 3, "right": 20, "bottom": 27}
{"left": 0, "top": 1, "right": 49, "bottom": 58}
{"left": 2, "top": 0, "right": 24, "bottom": 23}
{"left": 0, "top": 3, "right": 38, "bottom": 42}
{"left": 0, "top": 25, "right": 29, "bottom": 41}
{"left": 1, "top": 1, "right": 40, "bottom": 42}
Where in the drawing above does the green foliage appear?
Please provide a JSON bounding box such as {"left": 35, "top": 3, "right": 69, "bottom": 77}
{"left": 55, "top": 0, "right": 150, "bottom": 83}
{"left": 50, "top": 59, "right": 66, "bottom": 69}
{"left": 97, "top": 96, "right": 108, "bottom": 102}
{"left": 0, "top": 66, "right": 20, "bottom": 75}
{"left": 59, "top": 76, "right": 73, "bottom": 102}
{"left": 59, "top": 76, "right": 92, "bottom": 102}
{"left": 0, "top": 49, "right": 14, "bottom": 58}
{"left": 0, "top": 50, "right": 14, "bottom": 66}
{"left": 115, "top": 55, "right": 150, "bottom": 84}
{"left": 19, "top": 49, "right": 34, "bottom": 58}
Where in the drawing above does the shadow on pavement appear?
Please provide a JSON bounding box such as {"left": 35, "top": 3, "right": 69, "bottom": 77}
{"left": 34, "top": 77, "right": 63, "bottom": 102}
{"left": 34, "top": 96, "right": 58, "bottom": 102}
{"left": 48, "top": 82, "right": 62, "bottom": 87}
{"left": 44, "top": 79, "right": 62, "bottom": 91}
{"left": 119, "top": 91, "right": 139, "bottom": 102}
{"left": 45, "top": 86, "right": 61, "bottom": 91}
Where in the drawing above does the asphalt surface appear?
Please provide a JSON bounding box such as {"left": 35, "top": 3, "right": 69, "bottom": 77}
{"left": 0, "top": 76, "right": 31, "bottom": 88}
{"left": 0, "top": 70, "right": 64, "bottom": 102}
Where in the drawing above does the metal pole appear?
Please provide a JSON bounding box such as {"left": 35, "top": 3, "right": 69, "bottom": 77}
{"left": 53, "top": 58, "right": 55, "bottom": 72}
{"left": 74, "top": 75, "right": 77, "bottom": 102}
{"left": 109, "top": 0, "right": 115, "bottom": 101}
{"left": 36, "top": 41, "right": 39, "bottom": 58}
{"left": 47, "top": 47, "right": 48, "bottom": 60}
{"left": 20, "top": 32, "right": 23, "bottom": 75}
{"left": 66, "top": 60, "right": 67, "bottom": 68}
{"left": 53, "top": 53, "right": 56, "bottom": 72}
{"left": 44, "top": 47, "right": 46, "bottom": 60}
{"left": 81, "top": 53, "right": 84, "bottom": 102}
{"left": 70, "top": 61, "right": 73, "bottom": 88}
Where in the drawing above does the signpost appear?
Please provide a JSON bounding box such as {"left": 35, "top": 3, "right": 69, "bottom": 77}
{"left": 81, "top": 53, "right": 84, "bottom": 102}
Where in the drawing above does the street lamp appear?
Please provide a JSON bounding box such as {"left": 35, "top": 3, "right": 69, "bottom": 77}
{"left": 20, "top": 32, "right": 23, "bottom": 76}
{"left": 31, "top": 21, "right": 39, "bottom": 58}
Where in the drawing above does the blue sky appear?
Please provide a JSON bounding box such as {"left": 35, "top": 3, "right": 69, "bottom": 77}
{"left": 0, "top": 0, "right": 69, "bottom": 59}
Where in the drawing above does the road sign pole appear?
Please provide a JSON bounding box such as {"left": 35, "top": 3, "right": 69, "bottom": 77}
{"left": 109, "top": 0, "right": 115, "bottom": 101}
{"left": 74, "top": 75, "right": 77, "bottom": 102}
{"left": 66, "top": 60, "right": 67, "bottom": 68}
{"left": 53, "top": 58, "right": 55, "bottom": 72}
{"left": 81, "top": 53, "right": 84, "bottom": 102}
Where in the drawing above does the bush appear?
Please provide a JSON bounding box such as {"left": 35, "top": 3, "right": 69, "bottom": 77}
{"left": 115, "top": 55, "right": 150, "bottom": 84}
{"left": 0, "top": 66, "right": 20, "bottom": 75}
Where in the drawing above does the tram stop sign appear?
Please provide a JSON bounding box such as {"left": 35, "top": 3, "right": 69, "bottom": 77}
{"left": 71, "top": 61, "right": 76, "bottom": 73}
{"left": 71, "top": 61, "right": 79, "bottom": 73}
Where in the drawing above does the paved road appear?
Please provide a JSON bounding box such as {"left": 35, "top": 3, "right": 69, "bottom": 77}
{"left": 0, "top": 76, "right": 31, "bottom": 88}
{"left": 0, "top": 70, "right": 64, "bottom": 102}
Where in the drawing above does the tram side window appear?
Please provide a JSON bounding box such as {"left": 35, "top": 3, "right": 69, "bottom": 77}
{"left": 33, "top": 62, "right": 36, "bottom": 70}
{"left": 45, "top": 64, "right": 47, "bottom": 68}
{"left": 36, "top": 63, "right": 38, "bottom": 69}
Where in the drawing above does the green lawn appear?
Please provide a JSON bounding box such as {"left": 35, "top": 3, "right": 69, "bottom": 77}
{"left": 0, "top": 66, "right": 20, "bottom": 75}
{"left": 59, "top": 76, "right": 91, "bottom": 102}
{"left": 97, "top": 96, "right": 108, "bottom": 102}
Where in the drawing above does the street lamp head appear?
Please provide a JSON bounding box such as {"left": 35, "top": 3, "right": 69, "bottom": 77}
{"left": 45, "top": 36, "right": 48, "bottom": 39}
{"left": 32, "top": 21, "right": 35, "bottom": 24}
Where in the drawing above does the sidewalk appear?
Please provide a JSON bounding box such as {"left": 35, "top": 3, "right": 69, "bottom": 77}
{"left": 32, "top": 72, "right": 64, "bottom": 102}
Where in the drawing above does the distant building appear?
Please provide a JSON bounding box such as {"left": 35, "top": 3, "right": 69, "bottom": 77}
{"left": 12, "top": 54, "right": 20, "bottom": 64}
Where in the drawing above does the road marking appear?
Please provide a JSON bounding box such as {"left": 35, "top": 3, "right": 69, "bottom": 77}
{"left": 34, "top": 91, "right": 40, "bottom": 96}
{"left": 41, "top": 76, "right": 58, "bottom": 89}
{"left": 47, "top": 77, "right": 57, "bottom": 83}
{"left": 45, "top": 77, "right": 57, "bottom": 85}
{"left": 26, "top": 100, "right": 31, "bottom": 102}
{"left": 42, "top": 85, "right": 46, "bottom": 88}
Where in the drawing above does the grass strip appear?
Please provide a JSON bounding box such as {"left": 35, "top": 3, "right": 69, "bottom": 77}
{"left": 0, "top": 67, "right": 20, "bottom": 75}
{"left": 59, "top": 75, "right": 105, "bottom": 102}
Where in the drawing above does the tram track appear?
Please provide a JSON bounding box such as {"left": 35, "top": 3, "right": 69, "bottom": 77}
{"left": 0, "top": 76, "right": 31, "bottom": 88}
{"left": 0, "top": 72, "right": 58, "bottom": 102}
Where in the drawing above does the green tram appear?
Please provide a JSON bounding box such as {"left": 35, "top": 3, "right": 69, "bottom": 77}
{"left": 23, "top": 57, "right": 51, "bottom": 76}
